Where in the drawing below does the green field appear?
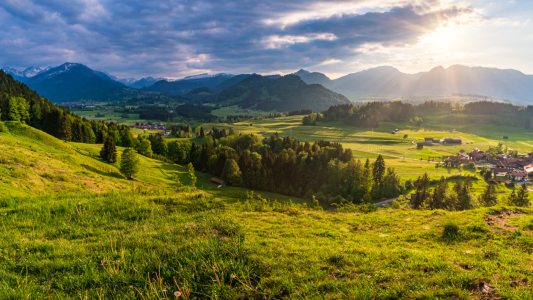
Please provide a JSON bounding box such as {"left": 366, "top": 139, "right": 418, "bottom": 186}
{"left": 3, "top": 120, "right": 533, "bottom": 298}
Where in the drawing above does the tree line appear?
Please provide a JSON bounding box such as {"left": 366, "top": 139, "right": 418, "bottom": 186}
{"left": 410, "top": 173, "right": 530, "bottom": 210}
{"left": 128, "top": 127, "right": 404, "bottom": 205}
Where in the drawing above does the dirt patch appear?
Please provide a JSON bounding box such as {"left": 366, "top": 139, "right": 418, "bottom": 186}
{"left": 484, "top": 210, "right": 524, "bottom": 232}
{"left": 470, "top": 279, "right": 501, "bottom": 300}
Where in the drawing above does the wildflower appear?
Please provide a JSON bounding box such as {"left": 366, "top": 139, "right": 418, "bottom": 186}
{"left": 174, "top": 291, "right": 181, "bottom": 298}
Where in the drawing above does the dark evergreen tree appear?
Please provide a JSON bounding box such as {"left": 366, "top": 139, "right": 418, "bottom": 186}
{"left": 100, "top": 136, "right": 118, "bottom": 163}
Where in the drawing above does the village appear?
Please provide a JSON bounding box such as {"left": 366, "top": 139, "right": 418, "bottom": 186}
{"left": 441, "top": 147, "right": 533, "bottom": 187}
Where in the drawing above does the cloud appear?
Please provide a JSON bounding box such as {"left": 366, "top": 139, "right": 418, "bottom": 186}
{"left": 0, "top": 0, "right": 475, "bottom": 78}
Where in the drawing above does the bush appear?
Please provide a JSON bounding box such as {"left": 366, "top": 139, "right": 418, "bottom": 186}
{"left": 0, "top": 122, "right": 7, "bottom": 133}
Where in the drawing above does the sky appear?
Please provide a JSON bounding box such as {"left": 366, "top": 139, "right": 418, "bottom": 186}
{"left": 1, "top": 0, "right": 532, "bottom": 80}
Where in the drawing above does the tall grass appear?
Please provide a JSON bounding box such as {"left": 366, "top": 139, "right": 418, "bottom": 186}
{"left": 0, "top": 190, "right": 262, "bottom": 299}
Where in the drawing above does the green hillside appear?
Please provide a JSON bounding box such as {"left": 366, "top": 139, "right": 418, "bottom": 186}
{"left": 2, "top": 119, "right": 533, "bottom": 298}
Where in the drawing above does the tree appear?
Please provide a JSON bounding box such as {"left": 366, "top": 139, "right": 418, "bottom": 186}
{"left": 120, "top": 148, "right": 140, "bottom": 179}
{"left": 137, "top": 140, "right": 153, "bottom": 157}
{"left": 188, "top": 163, "right": 197, "bottom": 187}
{"left": 481, "top": 184, "right": 498, "bottom": 207}
{"left": 372, "top": 155, "right": 386, "bottom": 189}
{"left": 509, "top": 183, "right": 530, "bottom": 207}
{"left": 221, "top": 159, "right": 243, "bottom": 186}
{"left": 100, "top": 136, "right": 117, "bottom": 163}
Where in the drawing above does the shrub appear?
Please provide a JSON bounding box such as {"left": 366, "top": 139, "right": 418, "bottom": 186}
{"left": 0, "top": 122, "right": 7, "bottom": 133}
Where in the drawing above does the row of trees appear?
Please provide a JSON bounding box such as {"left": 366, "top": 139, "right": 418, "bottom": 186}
{"left": 411, "top": 173, "right": 530, "bottom": 210}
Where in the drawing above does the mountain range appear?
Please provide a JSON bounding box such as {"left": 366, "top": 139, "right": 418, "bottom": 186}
{"left": 294, "top": 65, "right": 533, "bottom": 103}
{"left": 5, "top": 62, "right": 533, "bottom": 107}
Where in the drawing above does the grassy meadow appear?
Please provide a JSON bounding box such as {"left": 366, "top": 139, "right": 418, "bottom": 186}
{"left": 2, "top": 120, "right": 533, "bottom": 298}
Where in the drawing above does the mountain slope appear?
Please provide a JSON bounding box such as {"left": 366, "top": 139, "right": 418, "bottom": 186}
{"left": 127, "top": 77, "right": 166, "bottom": 88}
{"left": 142, "top": 73, "right": 235, "bottom": 96}
{"left": 217, "top": 74, "right": 350, "bottom": 112}
{"left": 26, "top": 63, "right": 136, "bottom": 102}
{"left": 298, "top": 71, "right": 334, "bottom": 88}
{"left": 215, "top": 74, "right": 252, "bottom": 92}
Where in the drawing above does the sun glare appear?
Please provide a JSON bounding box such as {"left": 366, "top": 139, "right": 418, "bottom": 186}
{"left": 424, "top": 27, "right": 458, "bottom": 50}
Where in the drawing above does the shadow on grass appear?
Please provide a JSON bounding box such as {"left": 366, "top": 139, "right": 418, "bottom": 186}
{"left": 81, "top": 164, "right": 123, "bottom": 179}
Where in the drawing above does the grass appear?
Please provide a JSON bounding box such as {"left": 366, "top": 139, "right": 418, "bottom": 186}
{"left": 2, "top": 121, "right": 533, "bottom": 298}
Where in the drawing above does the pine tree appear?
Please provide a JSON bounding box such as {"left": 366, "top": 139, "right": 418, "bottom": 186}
{"left": 511, "top": 183, "right": 530, "bottom": 207}
{"left": 221, "top": 159, "right": 243, "bottom": 186}
{"left": 120, "top": 148, "right": 140, "bottom": 179}
{"left": 100, "top": 136, "right": 117, "bottom": 163}
{"left": 200, "top": 127, "right": 205, "bottom": 137}
{"left": 57, "top": 112, "right": 72, "bottom": 141}
{"left": 188, "top": 163, "right": 197, "bottom": 187}
{"left": 372, "top": 155, "right": 386, "bottom": 187}
{"left": 481, "top": 184, "right": 498, "bottom": 207}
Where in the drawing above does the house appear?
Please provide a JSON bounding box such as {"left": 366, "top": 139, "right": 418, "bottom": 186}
{"left": 461, "top": 159, "right": 471, "bottom": 167}
{"left": 493, "top": 168, "right": 508, "bottom": 177}
{"left": 528, "top": 152, "right": 533, "bottom": 158}
{"left": 488, "top": 159, "right": 498, "bottom": 169}
{"left": 511, "top": 172, "right": 527, "bottom": 181}
{"left": 327, "top": 125, "right": 333, "bottom": 128}
{"left": 417, "top": 143, "right": 424, "bottom": 149}
{"left": 211, "top": 177, "right": 224, "bottom": 185}
{"left": 459, "top": 153, "right": 469, "bottom": 159}
{"left": 523, "top": 164, "right": 533, "bottom": 174}
{"left": 424, "top": 138, "right": 434, "bottom": 143}
{"left": 503, "top": 136, "right": 509, "bottom": 139}
{"left": 488, "top": 179, "right": 502, "bottom": 184}
{"left": 444, "top": 139, "right": 462, "bottom": 144}
{"left": 505, "top": 180, "right": 514, "bottom": 187}
{"left": 157, "top": 131, "right": 170, "bottom": 136}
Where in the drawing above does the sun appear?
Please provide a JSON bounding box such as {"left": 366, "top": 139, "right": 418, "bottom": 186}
{"left": 424, "top": 27, "right": 458, "bottom": 50}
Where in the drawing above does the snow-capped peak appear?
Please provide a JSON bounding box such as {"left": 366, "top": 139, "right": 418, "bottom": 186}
{"left": 23, "top": 66, "right": 52, "bottom": 77}
{"left": 179, "top": 73, "right": 231, "bottom": 81}
{"left": 2, "top": 66, "right": 52, "bottom": 78}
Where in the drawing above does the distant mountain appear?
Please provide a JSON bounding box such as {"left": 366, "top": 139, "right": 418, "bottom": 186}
{"left": 294, "top": 70, "right": 334, "bottom": 89}
{"left": 332, "top": 66, "right": 422, "bottom": 99}
{"left": 216, "top": 74, "right": 350, "bottom": 112}
{"left": 292, "top": 65, "right": 533, "bottom": 103}
{"left": 406, "top": 65, "right": 533, "bottom": 102}
{"left": 1, "top": 66, "right": 52, "bottom": 83}
{"left": 142, "top": 73, "right": 235, "bottom": 96}
{"left": 26, "top": 63, "right": 136, "bottom": 102}
{"left": 125, "top": 77, "right": 166, "bottom": 89}
{"left": 215, "top": 74, "right": 252, "bottom": 92}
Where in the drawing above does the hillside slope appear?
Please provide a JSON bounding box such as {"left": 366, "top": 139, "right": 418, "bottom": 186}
{"left": 217, "top": 74, "right": 350, "bottom": 112}
{"left": 27, "top": 63, "right": 137, "bottom": 102}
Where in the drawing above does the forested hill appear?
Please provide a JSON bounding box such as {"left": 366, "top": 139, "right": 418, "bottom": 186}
{"left": 216, "top": 74, "right": 350, "bottom": 112}
{"left": 0, "top": 70, "right": 134, "bottom": 145}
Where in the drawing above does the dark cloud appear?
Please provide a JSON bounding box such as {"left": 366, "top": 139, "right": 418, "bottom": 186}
{"left": 0, "top": 0, "right": 472, "bottom": 78}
